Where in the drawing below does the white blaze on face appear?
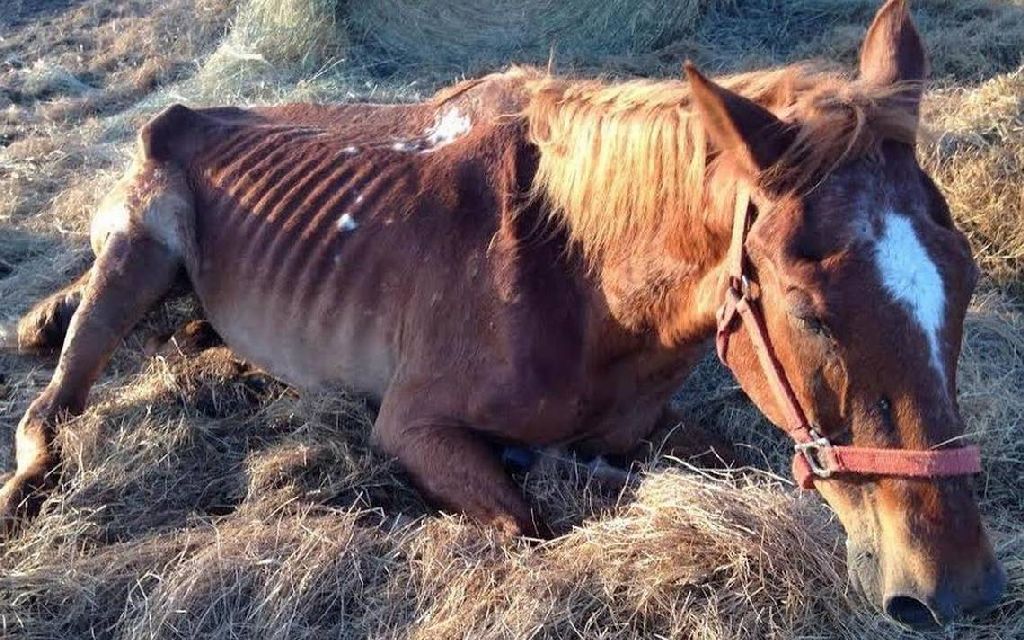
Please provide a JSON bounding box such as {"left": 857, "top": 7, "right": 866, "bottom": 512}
{"left": 873, "top": 211, "right": 947, "bottom": 383}
{"left": 423, "top": 108, "right": 471, "bottom": 151}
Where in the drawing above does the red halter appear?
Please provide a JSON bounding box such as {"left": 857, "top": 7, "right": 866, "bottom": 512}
{"left": 715, "top": 186, "right": 982, "bottom": 490}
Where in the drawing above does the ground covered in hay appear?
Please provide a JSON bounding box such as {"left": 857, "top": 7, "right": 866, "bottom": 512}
{"left": 0, "top": 0, "right": 1023, "bottom": 638}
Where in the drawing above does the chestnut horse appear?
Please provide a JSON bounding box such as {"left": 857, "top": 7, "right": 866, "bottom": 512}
{"left": 2, "top": 0, "right": 1005, "bottom": 628}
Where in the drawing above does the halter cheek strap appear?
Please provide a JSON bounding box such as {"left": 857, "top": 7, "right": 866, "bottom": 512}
{"left": 715, "top": 185, "right": 982, "bottom": 490}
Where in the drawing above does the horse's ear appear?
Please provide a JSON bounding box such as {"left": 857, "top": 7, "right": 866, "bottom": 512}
{"left": 684, "top": 62, "right": 793, "bottom": 177}
{"left": 859, "top": 0, "right": 927, "bottom": 116}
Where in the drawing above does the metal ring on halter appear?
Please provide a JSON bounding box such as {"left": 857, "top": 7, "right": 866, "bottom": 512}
{"left": 726, "top": 275, "right": 756, "bottom": 301}
{"left": 794, "top": 432, "right": 835, "bottom": 478}
{"left": 740, "top": 274, "right": 759, "bottom": 301}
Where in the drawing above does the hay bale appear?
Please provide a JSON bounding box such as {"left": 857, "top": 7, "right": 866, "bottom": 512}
{"left": 190, "top": 0, "right": 718, "bottom": 103}
{"left": 17, "top": 60, "right": 93, "bottom": 99}
{"left": 200, "top": 0, "right": 344, "bottom": 78}
{"left": 345, "top": 0, "right": 717, "bottom": 75}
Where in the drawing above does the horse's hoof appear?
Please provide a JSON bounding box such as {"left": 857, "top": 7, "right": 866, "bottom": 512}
{"left": 145, "top": 320, "right": 223, "bottom": 358}
{"left": 0, "top": 472, "right": 41, "bottom": 540}
{"left": 0, "top": 472, "right": 23, "bottom": 539}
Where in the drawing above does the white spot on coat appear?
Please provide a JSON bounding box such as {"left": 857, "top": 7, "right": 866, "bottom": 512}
{"left": 337, "top": 213, "right": 358, "bottom": 232}
{"left": 422, "top": 108, "right": 472, "bottom": 151}
{"left": 355, "top": 194, "right": 364, "bottom": 204}
{"left": 391, "top": 141, "right": 410, "bottom": 152}
{"left": 873, "top": 211, "right": 947, "bottom": 381}
{"left": 343, "top": 146, "right": 358, "bottom": 154}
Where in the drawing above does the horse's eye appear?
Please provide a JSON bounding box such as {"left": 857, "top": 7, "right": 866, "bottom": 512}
{"left": 795, "top": 314, "right": 829, "bottom": 337}
{"left": 875, "top": 396, "right": 896, "bottom": 433}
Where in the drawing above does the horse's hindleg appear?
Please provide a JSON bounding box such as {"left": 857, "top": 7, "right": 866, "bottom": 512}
{"left": 15, "top": 268, "right": 92, "bottom": 353}
{"left": 374, "top": 392, "right": 544, "bottom": 538}
{"left": 0, "top": 232, "right": 179, "bottom": 531}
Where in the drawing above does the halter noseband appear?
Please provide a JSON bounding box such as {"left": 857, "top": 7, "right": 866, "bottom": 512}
{"left": 715, "top": 186, "right": 982, "bottom": 490}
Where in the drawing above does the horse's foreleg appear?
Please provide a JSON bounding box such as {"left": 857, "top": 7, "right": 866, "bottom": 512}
{"left": 374, "top": 392, "right": 545, "bottom": 538}
{"left": 0, "top": 231, "right": 179, "bottom": 533}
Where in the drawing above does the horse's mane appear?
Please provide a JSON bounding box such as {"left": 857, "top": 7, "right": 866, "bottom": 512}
{"left": 520, "top": 64, "right": 920, "bottom": 263}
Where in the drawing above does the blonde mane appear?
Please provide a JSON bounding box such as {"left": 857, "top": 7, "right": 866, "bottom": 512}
{"left": 522, "top": 64, "right": 920, "bottom": 263}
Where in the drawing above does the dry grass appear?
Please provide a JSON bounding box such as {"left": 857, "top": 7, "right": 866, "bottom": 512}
{"left": 345, "top": 0, "right": 717, "bottom": 76}
{"left": 1, "top": 1, "right": 1024, "bottom": 638}
{"left": 922, "top": 68, "right": 1024, "bottom": 296}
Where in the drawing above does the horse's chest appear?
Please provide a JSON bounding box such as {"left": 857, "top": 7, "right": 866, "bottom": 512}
{"left": 575, "top": 357, "right": 698, "bottom": 453}
{"left": 474, "top": 341, "right": 704, "bottom": 454}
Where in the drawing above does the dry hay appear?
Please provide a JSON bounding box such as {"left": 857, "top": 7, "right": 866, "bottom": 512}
{"left": 1, "top": 1, "right": 1024, "bottom": 638}
{"left": 922, "top": 67, "right": 1024, "bottom": 296}
{"left": 344, "top": 0, "right": 716, "bottom": 75}
{"left": 689, "top": 0, "right": 1024, "bottom": 79}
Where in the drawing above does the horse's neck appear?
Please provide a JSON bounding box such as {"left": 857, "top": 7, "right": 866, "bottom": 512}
{"left": 591, "top": 179, "right": 733, "bottom": 349}
{"left": 596, "top": 251, "right": 725, "bottom": 346}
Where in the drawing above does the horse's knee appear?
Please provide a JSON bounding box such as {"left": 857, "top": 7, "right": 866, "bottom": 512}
{"left": 144, "top": 319, "right": 222, "bottom": 358}
{"left": 91, "top": 153, "right": 195, "bottom": 265}
{"left": 373, "top": 412, "right": 542, "bottom": 537}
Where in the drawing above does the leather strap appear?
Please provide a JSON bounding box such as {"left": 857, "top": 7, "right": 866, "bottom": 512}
{"left": 791, "top": 443, "right": 982, "bottom": 490}
{"left": 715, "top": 186, "right": 982, "bottom": 490}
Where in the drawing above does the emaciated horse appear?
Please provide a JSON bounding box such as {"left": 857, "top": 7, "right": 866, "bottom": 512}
{"left": 2, "top": 0, "right": 1005, "bottom": 628}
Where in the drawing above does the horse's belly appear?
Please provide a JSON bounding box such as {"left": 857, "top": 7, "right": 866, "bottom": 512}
{"left": 195, "top": 287, "right": 395, "bottom": 396}
{"left": 188, "top": 197, "right": 400, "bottom": 396}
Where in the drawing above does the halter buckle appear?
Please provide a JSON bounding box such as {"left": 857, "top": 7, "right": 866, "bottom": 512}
{"left": 794, "top": 431, "right": 834, "bottom": 478}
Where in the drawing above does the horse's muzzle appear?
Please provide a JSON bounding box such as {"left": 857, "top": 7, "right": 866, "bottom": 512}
{"left": 848, "top": 540, "right": 1007, "bottom": 629}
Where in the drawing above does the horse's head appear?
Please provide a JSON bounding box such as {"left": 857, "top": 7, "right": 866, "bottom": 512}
{"left": 686, "top": 0, "right": 1004, "bottom": 628}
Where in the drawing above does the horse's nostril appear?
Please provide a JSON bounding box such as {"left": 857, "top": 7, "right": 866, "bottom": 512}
{"left": 884, "top": 595, "right": 940, "bottom": 629}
